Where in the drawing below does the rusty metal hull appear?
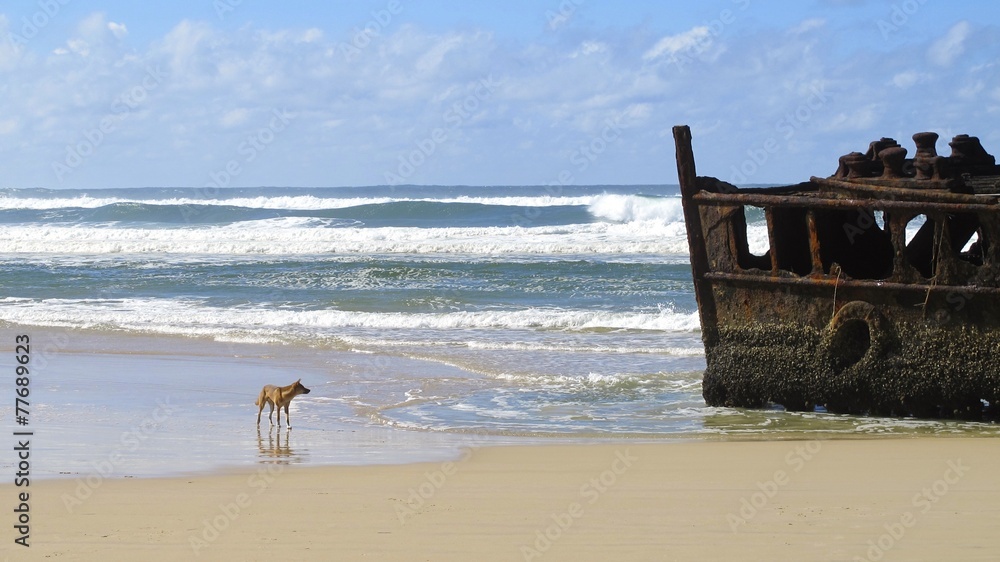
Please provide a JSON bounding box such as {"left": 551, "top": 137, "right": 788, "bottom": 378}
{"left": 673, "top": 125, "right": 1000, "bottom": 419}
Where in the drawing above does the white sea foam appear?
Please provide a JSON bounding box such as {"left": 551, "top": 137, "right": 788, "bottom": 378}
{"left": 0, "top": 297, "right": 701, "bottom": 337}
{"left": 488, "top": 371, "right": 701, "bottom": 391}
{"left": 333, "top": 335, "right": 702, "bottom": 356}
{"left": 0, "top": 222, "right": 692, "bottom": 256}
{"left": 462, "top": 340, "right": 704, "bottom": 355}
{"left": 587, "top": 194, "right": 684, "bottom": 224}
{"left": 746, "top": 224, "right": 770, "bottom": 256}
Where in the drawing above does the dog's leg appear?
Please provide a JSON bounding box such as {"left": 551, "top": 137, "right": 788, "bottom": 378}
{"left": 285, "top": 403, "right": 292, "bottom": 429}
{"left": 268, "top": 400, "right": 275, "bottom": 426}
{"left": 256, "top": 390, "right": 266, "bottom": 426}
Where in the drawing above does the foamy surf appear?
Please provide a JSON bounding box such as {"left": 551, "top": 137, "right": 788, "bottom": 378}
{"left": 587, "top": 193, "right": 684, "bottom": 224}
{"left": 0, "top": 296, "right": 700, "bottom": 336}
{"left": 0, "top": 222, "right": 691, "bottom": 256}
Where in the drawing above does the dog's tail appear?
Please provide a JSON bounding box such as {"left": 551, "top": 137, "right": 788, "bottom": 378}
{"left": 254, "top": 388, "right": 263, "bottom": 406}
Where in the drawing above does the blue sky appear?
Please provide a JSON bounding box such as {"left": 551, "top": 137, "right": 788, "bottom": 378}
{"left": 1, "top": 0, "right": 998, "bottom": 188}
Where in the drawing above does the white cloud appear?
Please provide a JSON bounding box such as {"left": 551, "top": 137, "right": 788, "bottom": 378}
{"left": 957, "top": 80, "right": 984, "bottom": 100}
{"left": 415, "top": 33, "right": 465, "bottom": 74}
{"left": 77, "top": 12, "right": 110, "bottom": 39}
{"left": 52, "top": 13, "right": 121, "bottom": 58}
{"left": 892, "top": 71, "right": 923, "bottom": 89}
{"left": 108, "top": 21, "right": 128, "bottom": 39}
{"left": 621, "top": 103, "right": 651, "bottom": 124}
{"left": 821, "top": 105, "right": 880, "bottom": 132}
{"left": 220, "top": 108, "right": 250, "bottom": 128}
{"left": 643, "top": 27, "right": 712, "bottom": 61}
{"left": 0, "top": 9, "right": 997, "bottom": 188}
{"left": 157, "top": 20, "right": 215, "bottom": 84}
{"left": 66, "top": 38, "right": 91, "bottom": 57}
{"left": 301, "top": 28, "right": 323, "bottom": 43}
{"left": 0, "top": 118, "right": 19, "bottom": 135}
{"left": 928, "top": 21, "right": 971, "bottom": 67}
{"left": 789, "top": 18, "right": 825, "bottom": 35}
{"left": 573, "top": 41, "right": 607, "bottom": 57}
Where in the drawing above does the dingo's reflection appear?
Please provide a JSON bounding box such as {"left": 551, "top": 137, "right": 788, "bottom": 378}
{"left": 257, "top": 426, "right": 303, "bottom": 464}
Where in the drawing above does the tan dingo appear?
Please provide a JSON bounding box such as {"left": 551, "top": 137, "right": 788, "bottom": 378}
{"left": 255, "top": 379, "right": 311, "bottom": 429}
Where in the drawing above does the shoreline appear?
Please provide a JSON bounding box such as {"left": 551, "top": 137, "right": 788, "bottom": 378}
{"left": 2, "top": 323, "right": 999, "bottom": 481}
{"left": 6, "top": 438, "right": 999, "bottom": 560}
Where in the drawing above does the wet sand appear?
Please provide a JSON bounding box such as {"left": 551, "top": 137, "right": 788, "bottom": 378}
{"left": 0, "top": 327, "right": 517, "bottom": 478}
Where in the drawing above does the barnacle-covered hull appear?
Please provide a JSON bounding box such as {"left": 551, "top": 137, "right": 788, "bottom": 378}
{"left": 673, "top": 125, "right": 1000, "bottom": 419}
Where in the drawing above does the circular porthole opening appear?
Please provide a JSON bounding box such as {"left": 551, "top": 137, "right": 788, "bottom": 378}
{"left": 829, "top": 318, "right": 871, "bottom": 371}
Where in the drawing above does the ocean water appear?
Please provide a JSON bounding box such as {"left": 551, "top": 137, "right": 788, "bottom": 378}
{"left": 0, "top": 184, "right": 995, "bottom": 452}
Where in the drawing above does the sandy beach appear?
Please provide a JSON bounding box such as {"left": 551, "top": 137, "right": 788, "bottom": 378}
{"left": 2, "top": 328, "right": 999, "bottom": 560}
{"left": 2, "top": 438, "right": 995, "bottom": 561}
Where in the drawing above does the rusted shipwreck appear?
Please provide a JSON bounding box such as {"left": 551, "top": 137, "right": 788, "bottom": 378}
{"left": 673, "top": 125, "right": 1000, "bottom": 419}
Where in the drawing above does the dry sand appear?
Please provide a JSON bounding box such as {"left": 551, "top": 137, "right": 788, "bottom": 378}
{"left": 4, "top": 437, "right": 998, "bottom": 561}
